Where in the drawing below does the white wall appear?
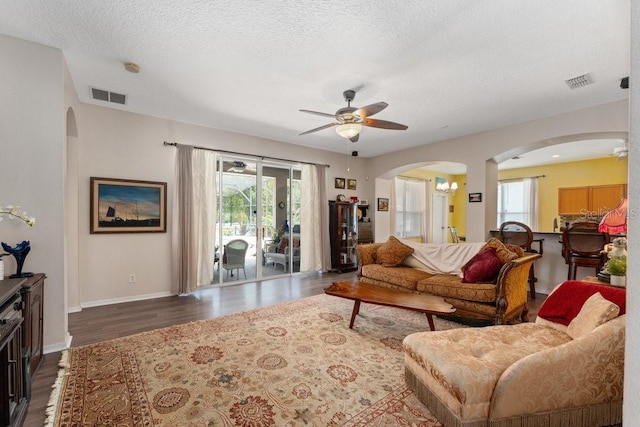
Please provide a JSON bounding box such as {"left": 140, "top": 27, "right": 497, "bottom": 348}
{"left": 76, "top": 104, "right": 373, "bottom": 306}
{"left": 624, "top": 2, "right": 639, "bottom": 424}
{"left": 0, "top": 34, "right": 67, "bottom": 351}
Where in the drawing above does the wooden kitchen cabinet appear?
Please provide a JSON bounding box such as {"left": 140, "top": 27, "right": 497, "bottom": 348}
{"left": 558, "top": 187, "right": 589, "bottom": 215}
{"left": 589, "top": 184, "right": 626, "bottom": 213}
{"left": 558, "top": 184, "right": 626, "bottom": 215}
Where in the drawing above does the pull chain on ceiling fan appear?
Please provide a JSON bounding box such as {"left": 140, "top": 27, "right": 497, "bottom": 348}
{"left": 299, "top": 90, "right": 408, "bottom": 142}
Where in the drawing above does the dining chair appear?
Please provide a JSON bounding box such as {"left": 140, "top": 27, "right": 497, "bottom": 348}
{"left": 498, "top": 221, "right": 543, "bottom": 299}
{"left": 562, "top": 222, "right": 609, "bottom": 280}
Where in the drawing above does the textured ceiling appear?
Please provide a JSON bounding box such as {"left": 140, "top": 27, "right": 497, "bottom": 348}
{"left": 0, "top": 1, "right": 630, "bottom": 159}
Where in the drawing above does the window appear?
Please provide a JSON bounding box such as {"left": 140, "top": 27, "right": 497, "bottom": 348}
{"left": 395, "top": 178, "right": 425, "bottom": 239}
{"left": 497, "top": 178, "right": 537, "bottom": 227}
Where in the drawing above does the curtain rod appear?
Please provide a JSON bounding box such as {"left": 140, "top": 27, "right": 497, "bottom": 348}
{"left": 499, "top": 174, "right": 546, "bottom": 183}
{"left": 163, "top": 141, "right": 330, "bottom": 168}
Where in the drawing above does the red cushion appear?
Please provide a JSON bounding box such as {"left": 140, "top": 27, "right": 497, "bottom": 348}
{"left": 461, "top": 247, "right": 503, "bottom": 283}
{"left": 278, "top": 238, "right": 289, "bottom": 254}
{"left": 537, "top": 280, "right": 626, "bottom": 326}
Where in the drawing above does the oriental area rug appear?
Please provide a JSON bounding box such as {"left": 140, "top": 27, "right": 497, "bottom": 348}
{"left": 47, "top": 294, "right": 466, "bottom": 426}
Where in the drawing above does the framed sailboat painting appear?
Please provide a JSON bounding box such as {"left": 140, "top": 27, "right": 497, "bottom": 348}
{"left": 90, "top": 177, "right": 167, "bottom": 234}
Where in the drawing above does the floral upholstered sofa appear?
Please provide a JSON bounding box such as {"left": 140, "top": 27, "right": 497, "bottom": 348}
{"left": 403, "top": 280, "right": 626, "bottom": 426}
{"left": 356, "top": 237, "right": 540, "bottom": 325}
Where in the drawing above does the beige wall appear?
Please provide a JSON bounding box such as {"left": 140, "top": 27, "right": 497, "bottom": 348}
{"left": 0, "top": 34, "right": 66, "bottom": 351}
{"left": 74, "top": 104, "right": 374, "bottom": 307}
{"left": 624, "top": 2, "right": 639, "bottom": 423}
{"left": 369, "top": 100, "right": 629, "bottom": 243}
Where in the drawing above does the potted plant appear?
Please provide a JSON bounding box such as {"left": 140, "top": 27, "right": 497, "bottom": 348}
{"left": 606, "top": 256, "right": 627, "bottom": 287}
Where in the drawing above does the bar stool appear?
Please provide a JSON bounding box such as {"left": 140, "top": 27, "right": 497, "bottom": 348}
{"left": 562, "top": 222, "right": 609, "bottom": 280}
{"left": 498, "top": 221, "right": 542, "bottom": 299}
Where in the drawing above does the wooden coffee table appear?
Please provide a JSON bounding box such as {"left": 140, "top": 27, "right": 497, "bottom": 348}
{"left": 324, "top": 281, "right": 456, "bottom": 331}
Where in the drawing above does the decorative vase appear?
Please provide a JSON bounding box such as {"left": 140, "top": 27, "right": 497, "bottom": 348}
{"left": 610, "top": 275, "right": 626, "bottom": 287}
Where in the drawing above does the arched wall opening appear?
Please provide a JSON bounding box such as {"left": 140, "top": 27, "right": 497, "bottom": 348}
{"left": 65, "top": 107, "right": 80, "bottom": 321}
{"left": 374, "top": 161, "right": 467, "bottom": 243}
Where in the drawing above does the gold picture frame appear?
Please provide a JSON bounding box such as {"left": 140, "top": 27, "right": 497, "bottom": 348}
{"left": 90, "top": 177, "right": 167, "bottom": 234}
{"left": 347, "top": 179, "right": 357, "bottom": 190}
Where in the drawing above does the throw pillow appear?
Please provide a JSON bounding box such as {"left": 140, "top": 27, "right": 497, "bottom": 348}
{"left": 536, "top": 280, "right": 626, "bottom": 326}
{"left": 480, "top": 238, "right": 519, "bottom": 263}
{"left": 277, "top": 237, "right": 289, "bottom": 254}
{"left": 567, "top": 292, "right": 620, "bottom": 339}
{"left": 461, "top": 247, "right": 503, "bottom": 283}
{"left": 376, "top": 236, "right": 415, "bottom": 267}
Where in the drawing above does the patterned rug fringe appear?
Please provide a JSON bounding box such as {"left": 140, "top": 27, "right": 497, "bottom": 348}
{"left": 406, "top": 366, "right": 623, "bottom": 427}
{"left": 405, "top": 367, "right": 487, "bottom": 427}
{"left": 44, "top": 350, "right": 69, "bottom": 427}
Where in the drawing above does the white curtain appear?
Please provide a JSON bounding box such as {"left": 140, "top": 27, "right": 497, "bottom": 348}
{"left": 524, "top": 177, "right": 539, "bottom": 230}
{"left": 390, "top": 177, "right": 397, "bottom": 237}
{"left": 422, "top": 180, "right": 431, "bottom": 242}
{"left": 192, "top": 149, "right": 217, "bottom": 286}
{"left": 172, "top": 146, "right": 217, "bottom": 294}
{"left": 301, "top": 164, "right": 329, "bottom": 271}
{"left": 172, "top": 145, "right": 195, "bottom": 294}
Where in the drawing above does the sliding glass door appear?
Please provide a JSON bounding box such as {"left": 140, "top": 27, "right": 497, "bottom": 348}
{"left": 213, "top": 157, "right": 302, "bottom": 285}
{"left": 261, "top": 165, "right": 301, "bottom": 278}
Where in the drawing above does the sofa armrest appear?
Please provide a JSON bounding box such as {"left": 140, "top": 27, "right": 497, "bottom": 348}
{"left": 494, "top": 253, "right": 541, "bottom": 322}
{"left": 356, "top": 243, "right": 382, "bottom": 276}
{"left": 489, "top": 315, "right": 625, "bottom": 419}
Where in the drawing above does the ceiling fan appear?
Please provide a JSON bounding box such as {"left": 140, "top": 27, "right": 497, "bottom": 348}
{"left": 299, "top": 90, "right": 408, "bottom": 142}
{"left": 613, "top": 141, "right": 628, "bottom": 161}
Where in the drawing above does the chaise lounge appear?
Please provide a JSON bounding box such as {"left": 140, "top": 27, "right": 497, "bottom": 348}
{"left": 403, "top": 280, "right": 626, "bottom": 426}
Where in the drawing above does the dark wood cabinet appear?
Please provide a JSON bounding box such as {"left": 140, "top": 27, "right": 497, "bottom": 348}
{"left": 0, "top": 281, "right": 28, "bottom": 427}
{"left": 20, "top": 274, "right": 45, "bottom": 375}
{"left": 329, "top": 201, "right": 358, "bottom": 271}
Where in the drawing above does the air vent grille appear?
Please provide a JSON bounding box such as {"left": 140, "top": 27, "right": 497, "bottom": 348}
{"left": 91, "top": 87, "right": 127, "bottom": 105}
{"left": 564, "top": 73, "right": 594, "bottom": 89}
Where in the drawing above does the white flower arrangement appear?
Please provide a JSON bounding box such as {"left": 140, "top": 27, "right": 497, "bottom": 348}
{"left": 0, "top": 205, "right": 35, "bottom": 227}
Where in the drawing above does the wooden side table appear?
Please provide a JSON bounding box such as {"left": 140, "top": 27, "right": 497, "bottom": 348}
{"left": 581, "top": 276, "right": 626, "bottom": 288}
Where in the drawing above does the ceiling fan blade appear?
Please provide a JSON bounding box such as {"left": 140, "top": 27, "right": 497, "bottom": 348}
{"left": 353, "top": 102, "right": 388, "bottom": 118}
{"left": 363, "top": 118, "right": 408, "bottom": 130}
{"left": 299, "top": 122, "right": 337, "bottom": 135}
{"left": 349, "top": 134, "right": 360, "bottom": 143}
{"left": 299, "top": 109, "right": 336, "bottom": 118}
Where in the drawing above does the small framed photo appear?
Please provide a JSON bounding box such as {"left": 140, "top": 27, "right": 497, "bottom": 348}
{"left": 335, "top": 177, "right": 345, "bottom": 189}
{"left": 359, "top": 199, "right": 368, "bottom": 206}
{"left": 377, "top": 198, "right": 389, "bottom": 211}
{"left": 468, "top": 192, "right": 482, "bottom": 203}
{"left": 347, "top": 179, "right": 357, "bottom": 190}
{"left": 90, "top": 177, "right": 167, "bottom": 233}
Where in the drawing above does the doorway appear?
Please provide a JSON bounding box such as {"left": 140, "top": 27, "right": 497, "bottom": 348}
{"left": 431, "top": 193, "right": 448, "bottom": 243}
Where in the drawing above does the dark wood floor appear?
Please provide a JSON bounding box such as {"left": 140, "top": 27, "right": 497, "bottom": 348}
{"left": 23, "top": 271, "right": 546, "bottom": 426}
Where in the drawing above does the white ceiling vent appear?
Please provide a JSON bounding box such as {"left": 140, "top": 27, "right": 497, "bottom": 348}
{"left": 91, "top": 87, "right": 127, "bottom": 105}
{"left": 564, "top": 73, "right": 594, "bottom": 89}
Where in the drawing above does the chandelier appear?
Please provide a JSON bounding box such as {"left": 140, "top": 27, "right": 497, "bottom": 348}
{"left": 436, "top": 181, "right": 458, "bottom": 194}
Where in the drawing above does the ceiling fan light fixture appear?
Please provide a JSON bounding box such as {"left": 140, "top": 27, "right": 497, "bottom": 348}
{"left": 336, "top": 123, "right": 361, "bottom": 139}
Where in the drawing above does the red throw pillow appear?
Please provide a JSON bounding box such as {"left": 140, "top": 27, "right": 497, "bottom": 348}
{"left": 462, "top": 247, "right": 503, "bottom": 283}
{"left": 537, "top": 280, "right": 626, "bottom": 326}
{"left": 278, "top": 237, "right": 289, "bottom": 254}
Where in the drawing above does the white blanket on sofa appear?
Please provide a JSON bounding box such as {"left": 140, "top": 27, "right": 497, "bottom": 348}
{"left": 400, "top": 240, "right": 485, "bottom": 276}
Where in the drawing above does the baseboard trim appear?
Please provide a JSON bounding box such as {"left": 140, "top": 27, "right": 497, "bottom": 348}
{"left": 78, "top": 291, "right": 173, "bottom": 310}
